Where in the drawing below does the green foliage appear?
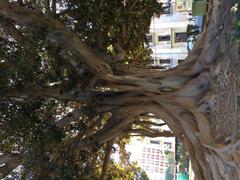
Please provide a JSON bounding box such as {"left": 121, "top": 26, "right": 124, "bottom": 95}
{"left": 165, "top": 151, "right": 175, "bottom": 180}
{"left": 0, "top": 98, "right": 147, "bottom": 178}
{"left": 107, "top": 161, "right": 149, "bottom": 180}
{"left": 0, "top": 99, "right": 62, "bottom": 151}
{"left": 105, "top": 136, "right": 148, "bottom": 180}
{"left": 59, "top": 0, "right": 162, "bottom": 65}
{"left": 176, "top": 143, "right": 189, "bottom": 174}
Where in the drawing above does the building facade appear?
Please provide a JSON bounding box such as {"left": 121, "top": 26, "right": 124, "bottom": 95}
{"left": 126, "top": 120, "right": 175, "bottom": 180}
{"left": 148, "top": 0, "right": 192, "bottom": 68}
{"left": 127, "top": 136, "right": 175, "bottom": 180}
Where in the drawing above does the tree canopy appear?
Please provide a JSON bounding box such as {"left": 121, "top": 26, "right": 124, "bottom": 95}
{"left": 0, "top": 0, "right": 239, "bottom": 180}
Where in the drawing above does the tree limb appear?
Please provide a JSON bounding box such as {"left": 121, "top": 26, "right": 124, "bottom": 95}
{"left": 135, "top": 120, "right": 166, "bottom": 127}
{"left": 63, "top": 114, "right": 107, "bottom": 155}
{"left": 0, "top": 16, "right": 31, "bottom": 49}
{"left": 0, "top": 153, "right": 22, "bottom": 178}
{"left": 0, "top": 16, "right": 85, "bottom": 81}
{"left": 0, "top": 0, "right": 113, "bottom": 77}
{"left": 3, "top": 85, "right": 87, "bottom": 103}
{"left": 128, "top": 129, "right": 174, "bottom": 137}
{"left": 49, "top": 48, "right": 85, "bottom": 79}
{"left": 112, "top": 42, "right": 126, "bottom": 60}
{"left": 55, "top": 109, "right": 82, "bottom": 128}
{"left": 100, "top": 139, "right": 114, "bottom": 180}
{"left": 69, "top": 102, "right": 152, "bottom": 151}
{"left": 44, "top": 0, "right": 50, "bottom": 14}
{"left": 51, "top": 0, "right": 56, "bottom": 15}
{"left": 17, "top": 0, "right": 23, "bottom": 6}
{"left": 129, "top": 0, "right": 139, "bottom": 11}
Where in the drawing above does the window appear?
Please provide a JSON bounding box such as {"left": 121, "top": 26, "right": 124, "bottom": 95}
{"left": 178, "top": 59, "right": 184, "bottom": 64}
{"left": 175, "top": 32, "right": 188, "bottom": 42}
{"left": 160, "top": 59, "right": 171, "bottom": 64}
{"left": 158, "top": 35, "right": 170, "bottom": 42}
{"left": 146, "top": 34, "right": 153, "bottom": 43}
{"left": 162, "top": 3, "right": 171, "bottom": 14}
{"left": 164, "top": 142, "right": 172, "bottom": 149}
{"left": 150, "top": 140, "right": 160, "bottom": 144}
{"left": 150, "top": 167, "right": 154, "bottom": 172}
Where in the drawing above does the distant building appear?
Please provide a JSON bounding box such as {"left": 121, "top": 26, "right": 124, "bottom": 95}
{"left": 148, "top": 0, "right": 204, "bottom": 68}
{"left": 126, "top": 123, "right": 175, "bottom": 180}
{"left": 148, "top": 0, "right": 190, "bottom": 68}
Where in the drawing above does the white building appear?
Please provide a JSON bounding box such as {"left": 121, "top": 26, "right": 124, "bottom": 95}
{"left": 126, "top": 123, "right": 175, "bottom": 180}
{"left": 148, "top": 0, "right": 191, "bottom": 68}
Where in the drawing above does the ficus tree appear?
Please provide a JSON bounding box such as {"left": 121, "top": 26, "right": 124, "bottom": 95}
{"left": 0, "top": 0, "right": 239, "bottom": 179}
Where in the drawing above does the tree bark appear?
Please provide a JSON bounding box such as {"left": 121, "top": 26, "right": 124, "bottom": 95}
{"left": 100, "top": 139, "right": 114, "bottom": 180}
{"left": 0, "top": 154, "right": 22, "bottom": 178}
{"left": 3, "top": 85, "right": 87, "bottom": 103}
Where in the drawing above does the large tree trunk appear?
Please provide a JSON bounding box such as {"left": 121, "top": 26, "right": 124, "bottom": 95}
{"left": 0, "top": 0, "right": 239, "bottom": 179}
{"left": 88, "top": 0, "right": 239, "bottom": 178}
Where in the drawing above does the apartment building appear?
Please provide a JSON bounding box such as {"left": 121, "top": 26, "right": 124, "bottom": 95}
{"left": 126, "top": 120, "right": 175, "bottom": 180}
{"left": 127, "top": 136, "right": 175, "bottom": 180}
{"left": 148, "top": 0, "right": 192, "bottom": 68}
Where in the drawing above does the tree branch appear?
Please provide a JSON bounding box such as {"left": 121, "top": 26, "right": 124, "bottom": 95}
{"left": 17, "top": 0, "right": 23, "bottom": 6}
{"left": 55, "top": 109, "right": 82, "bottom": 128}
{"left": 129, "top": 0, "right": 139, "bottom": 11}
{"left": 135, "top": 120, "right": 166, "bottom": 127}
{"left": 44, "top": 0, "right": 50, "bottom": 14}
{"left": 0, "top": 17, "right": 31, "bottom": 49}
{"left": 65, "top": 112, "right": 112, "bottom": 152}
{"left": 0, "top": 0, "right": 113, "bottom": 77}
{"left": 81, "top": 112, "right": 112, "bottom": 139}
{"left": 128, "top": 129, "right": 174, "bottom": 137}
{"left": 49, "top": 48, "right": 85, "bottom": 79}
{"left": 0, "top": 153, "right": 22, "bottom": 178}
{"left": 0, "top": 16, "right": 85, "bottom": 80}
{"left": 112, "top": 42, "right": 126, "bottom": 60}
{"left": 3, "top": 85, "right": 87, "bottom": 103}
{"left": 69, "top": 102, "right": 152, "bottom": 151}
{"left": 51, "top": 0, "right": 56, "bottom": 15}
{"left": 100, "top": 139, "right": 114, "bottom": 180}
